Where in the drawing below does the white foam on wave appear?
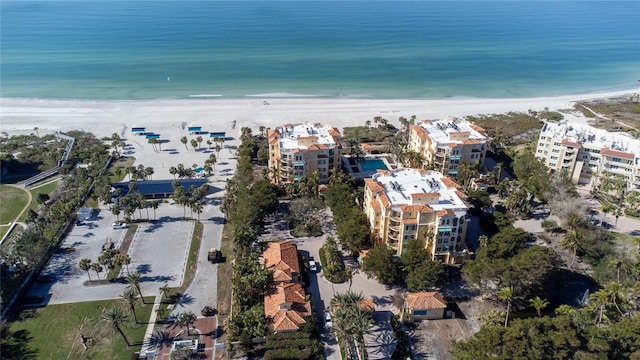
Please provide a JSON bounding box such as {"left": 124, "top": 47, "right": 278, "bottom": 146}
{"left": 245, "top": 92, "right": 321, "bottom": 98}
{"left": 189, "top": 94, "right": 223, "bottom": 98}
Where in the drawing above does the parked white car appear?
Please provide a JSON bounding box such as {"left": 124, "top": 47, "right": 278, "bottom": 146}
{"left": 112, "top": 222, "right": 129, "bottom": 230}
{"left": 324, "top": 310, "right": 333, "bottom": 328}
{"left": 309, "top": 260, "right": 318, "bottom": 273}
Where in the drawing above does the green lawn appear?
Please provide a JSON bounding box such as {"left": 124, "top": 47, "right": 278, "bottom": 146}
{"left": 22, "top": 180, "right": 60, "bottom": 220}
{"left": 108, "top": 157, "right": 136, "bottom": 183}
{"left": 0, "top": 185, "right": 30, "bottom": 225}
{"left": 3, "top": 297, "right": 154, "bottom": 360}
{"left": 182, "top": 221, "right": 203, "bottom": 290}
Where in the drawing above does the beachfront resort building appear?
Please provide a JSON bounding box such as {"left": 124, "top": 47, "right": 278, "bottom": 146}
{"left": 408, "top": 119, "right": 488, "bottom": 175}
{"left": 267, "top": 123, "right": 342, "bottom": 184}
{"left": 363, "top": 168, "right": 469, "bottom": 264}
{"left": 535, "top": 120, "right": 640, "bottom": 191}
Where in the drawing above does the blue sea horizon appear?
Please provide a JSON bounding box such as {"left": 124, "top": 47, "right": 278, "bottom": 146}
{"left": 1, "top": 1, "right": 639, "bottom": 101}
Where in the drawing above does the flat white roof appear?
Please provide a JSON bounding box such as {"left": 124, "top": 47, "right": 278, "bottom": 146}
{"left": 541, "top": 121, "right": 640, "bottom": 160}
{"left": 276, "top": 123, "right": 338, "bottom": 150}
{"left": 419, "top": 119, "right": 486, "bottom": 146}
{"left": 372, "top": 169, "right": 467, "bottom": 214}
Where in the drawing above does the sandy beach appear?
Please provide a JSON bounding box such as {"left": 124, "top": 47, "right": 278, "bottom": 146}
{"left": 1, "top": 90, "right": 638, "bottom": 140}
{"left": 1, "top": 90, "right": 638, "bottom": 180}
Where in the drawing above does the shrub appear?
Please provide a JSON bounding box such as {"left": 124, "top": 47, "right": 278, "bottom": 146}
{"left": 319, "top": 237, "right": 347, "bottom": 283}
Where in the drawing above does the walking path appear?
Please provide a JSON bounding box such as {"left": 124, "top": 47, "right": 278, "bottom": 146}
{"left": 140, "top": 291, "right": 163, "bottom": 357}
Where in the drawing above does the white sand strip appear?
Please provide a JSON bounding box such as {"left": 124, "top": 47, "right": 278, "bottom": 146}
{"left": 1, "top": 89, "right": 638, "bottom": 139}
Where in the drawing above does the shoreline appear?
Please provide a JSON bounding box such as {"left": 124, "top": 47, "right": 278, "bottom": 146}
{"left": 1, "top": 85, "right": 639, "bottom": 104}
{"left": 1, "top": 88, "right": 639, "bottom": 140}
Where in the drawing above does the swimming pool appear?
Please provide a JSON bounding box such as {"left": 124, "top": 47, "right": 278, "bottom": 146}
{"left": 358, "top": 158, "right": 388, "bottom": 172}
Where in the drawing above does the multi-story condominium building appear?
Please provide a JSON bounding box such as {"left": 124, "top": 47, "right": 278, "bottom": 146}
{"left": 535, "top": 120, "right": 640, "bottom": 191}
{"left": 363, "top": 169, "right": 469, "bottom": 264}
{"left": 267, "top": 123, "right": 342, "bottom": 184}
{"left": 408, "top": 119, "right": 488, "bottom": 175}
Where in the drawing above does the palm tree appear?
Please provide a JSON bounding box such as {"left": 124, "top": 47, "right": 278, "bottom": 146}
{"left": 148, "top": 137, "right": 158, "bottom": 152}
{"left": 190, "top": 139, "right": 198, "bottom": 151}
{"left": 604, "top": 282, "right": 628, "bottom": 316}
{"left": 145, "top": 167, "right": 154, "bottom": 180}
{"left": 180, "top": 136, "right": 188, "bottom": 150}
{"left": 159, "top": 283, "right": 171, "bottom": 302}
{"left": 529, "top": 296, "right": 549, "bottom": 317}
{"left": 120, "top": 254, "right": 132, "bottom": 275}
{"left": 330, "top": 291, "right": 370, "bottom": 360}
{"left": 351, "top": 306, "right": 374, "bottom": 358}
{"left": 169, "top": 166, "right": 178, "bottom": 179}
{"left": 589, "top": 289, "right": 610, "bottom": 324}
{"left": 100, "top": 307, "right": 130, "bottom": 347}
{"left": 196, "top": 135, "right": 203, "bottom": 149}
{"left": 191, "top": 202, "right": 203, "bottom": 220}
{"left": 79, "top": 258, "right": 92, "bottom": 281}
{"left": 404, "top": 150, "right": 426, "bottom": 169}
{"left": 126, "top": 272, "right": 145, "bottom": 304}
{"left": 121, "top": 286, "right": 140, "bottom": 324}
{"left": 561, "top": 230, "right": 580, "bottom": 270}
{"left": 609, "top": 258, "right": 627, "bottom": 283}
{"left": 90, "top": 263, "right": 103, "bottom": 280}
{"left": 111, "top": 205, "right": 121, "bottom": 221}
{"left": 206, "top": 153, "right": 217, "bottom": 172}
{"left": 149, "top": 200, "right": 159, "bottom": 220}
{"left": 177, "top": 311, "right": 197, "bottom": 336}
{"left": 497, "top": 286, "right": 519, "bottom": 327}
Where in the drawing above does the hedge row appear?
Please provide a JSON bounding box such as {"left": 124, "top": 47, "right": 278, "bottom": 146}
{"left": 264, "top": 348, "right": 312, "bottom": 360}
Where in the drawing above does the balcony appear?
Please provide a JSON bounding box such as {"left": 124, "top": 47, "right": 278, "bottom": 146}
{"left": 388, "top": 229, "right": 400, "bottom": 241}
{"left": 389, "top": 211, "right": 402, "bottom": 221}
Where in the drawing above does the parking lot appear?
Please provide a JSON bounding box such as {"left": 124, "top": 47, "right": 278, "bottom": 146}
{"left": 127, "top": 220, "right": 193, "bottom": 289}
{"left": 26, "top": 206, "right": 198, "bottom": 305}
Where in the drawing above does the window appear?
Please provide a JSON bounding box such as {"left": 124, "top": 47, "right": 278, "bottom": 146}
{"left": 549, "top": 163, "right": 556, "bottom": 167}
{"left": 591, "top": 157, "right": 598, "bottom": 161}
{"left": 554, "top": 142, "right": 561, "bottom": 146}
{"left": 540, "top": 136, "right": 546, "bottom": 140}
{"left": 552, "top": 149, "right": 560, "bottom": 153}
{"left": 551, "top": 156, "right": 558, "bottom": 160}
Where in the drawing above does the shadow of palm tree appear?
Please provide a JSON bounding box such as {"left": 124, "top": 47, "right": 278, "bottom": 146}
{"left": 174, "top": 293, "right": 195, "bottom": 308}
{"left": 0, "top": 328, "right": 39, "bottom": 360}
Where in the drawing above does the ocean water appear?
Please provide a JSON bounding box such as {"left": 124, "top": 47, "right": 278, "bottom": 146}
{"left": 1, "top": 0, "right": 639, "bottom": 100}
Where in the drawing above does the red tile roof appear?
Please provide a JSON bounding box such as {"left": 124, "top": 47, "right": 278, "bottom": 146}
{"left": 561, "top": 139, "right": 582, "bottom": 148}
{"left": 600, "top": 148, "right": 634, "bottom": 160}
{"left": 264, "top": 282, "right": 312, "bottom": 333}
{"left": 405, "top": 292, "right": 447, "bottom": 310}
{"left": 263, "top": 241, "right": 301, "bottom": 283}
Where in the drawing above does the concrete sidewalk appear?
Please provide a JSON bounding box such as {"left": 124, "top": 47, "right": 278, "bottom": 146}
{"left": 140, "top": 291, "right": 163, "bottom": 357}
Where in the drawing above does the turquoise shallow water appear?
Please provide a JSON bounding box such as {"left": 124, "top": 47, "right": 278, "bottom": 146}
{"left": 1, "top": 1, "right": 639, "bottom": 100}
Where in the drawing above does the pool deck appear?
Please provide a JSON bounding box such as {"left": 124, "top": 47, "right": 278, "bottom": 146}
{"left": 342, "top": 155, "right": 395, "bottom": 178}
